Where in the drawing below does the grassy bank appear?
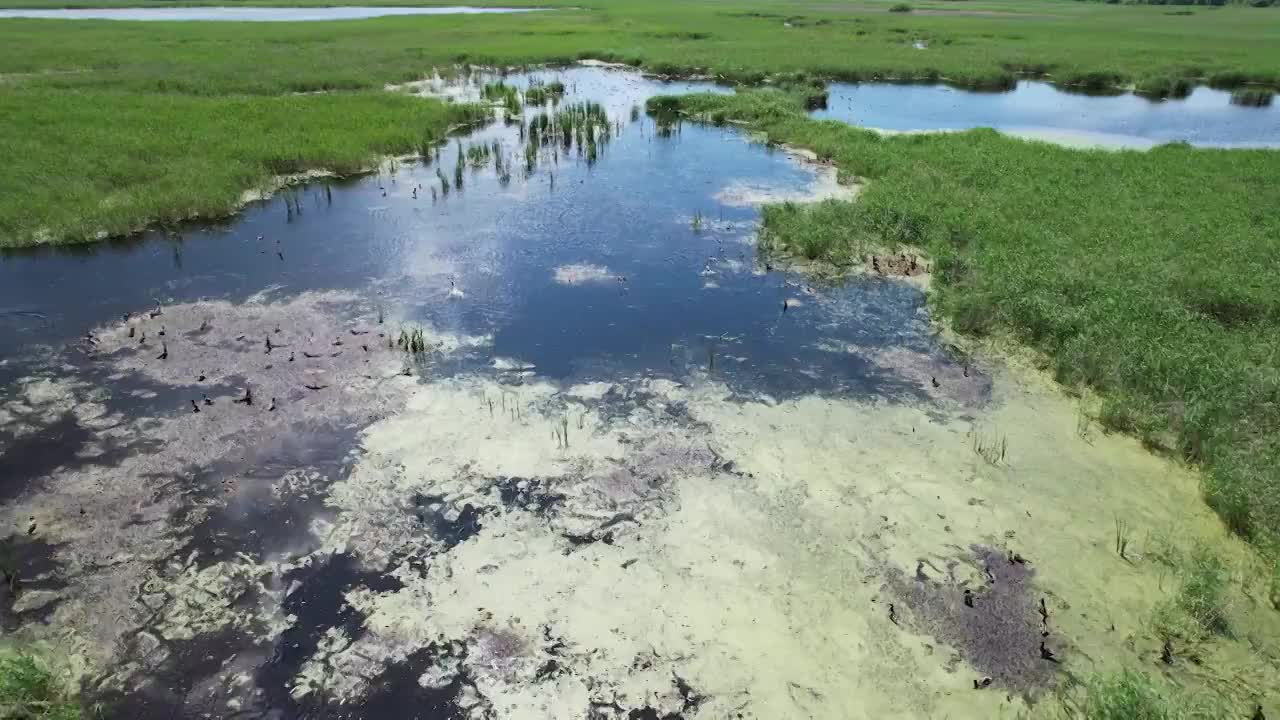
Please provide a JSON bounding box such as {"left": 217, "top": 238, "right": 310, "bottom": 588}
{"left": 1, "top": 0, "right": 1278, "bottom": 246}
{"left": 0, "top": 89, "right": 484, "bottom": 244}
{"left": 0, "top": 649, "right": 81, "bottom": 719}
{"left": 648, "top": 89, "right": 1280, "bottom": 554}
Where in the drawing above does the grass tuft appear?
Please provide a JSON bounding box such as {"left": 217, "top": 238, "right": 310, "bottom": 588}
{"left": 0, "top": 650, "right": 81, "bottom": 720}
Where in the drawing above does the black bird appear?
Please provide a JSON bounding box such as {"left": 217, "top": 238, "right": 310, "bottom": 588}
{"left": 1039, "top": 598, "right": 1049, "bottom": 622}
{"left": 963, "top": 589, "right": 974, "bottom": 608}
{"left": 191, "top": 400, "right": 200, "bottom": 413}
{"left": 202, "top": 393, "right": 213, "bottom": 406}
{"left": 268, "top": 397, "right": 277, "bottom": 412}
{"left": 265, "top": 336, "right": 274, "bottom": 354}
{"left": 1009, "top": 551, "right": 1026, "bottom": 565}
{"left": 197, "top": 374, "right": 207, "bottom": 382}
{"left": 304, "top": 384, "right": 328, "bottom": 391}
{"left": 872, "top": 256, "right": 882, "bottom": 274}
{"left": 289, "top": 352, "right": 295, "bottom": 362}
{"left": 1161, "top": 638, "right": 1174, "bottom": 664}
{"left": 234, "top": 387, "right": 253, "bottom": 405}
{"left": 26, "top": 518, "right": 36, "bottom": 536}
{"left": 1039, "top": 641, "right": 1058, "bottom": 663}
{"left": 973, "top": 677, "right": 992, "bottom": 690}
{"left": 781, "top": 300, "right": 788, "bottom": 313}
{"left": 156, "top": 342, "right": 168, "bottom": 360}
{"left": 931, "top": 376, "right": 940, "bottom": 388}
{"left": 350, "top": 329, "right": 368, "bottom": 335}
{"left": 277, "top": 251, "right": 284, "bottom": 261}
{"left": 888, "top": 603, "right": 898, "bottom": 625}
{"left": 963, "top": 365, "right": 969, "bottom": 377}
{"left": 362, "top": 344, "right": 369, "bottom": 352}
{"left": 128, "top": 327, "right": 135, "bottom": 338}
{"left": 139, "top": 332, "right": 146, "bottom": 345}
{"left": 158, "top": 326, "right": 165, "bottom": 337}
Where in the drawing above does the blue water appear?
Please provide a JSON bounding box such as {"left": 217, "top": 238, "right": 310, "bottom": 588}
{"left": 0, "top": 67, "right": 939, "bottom": 400}
{"left": 815, "top": 81, "right": 1280, "bottom": 148}
{"left": 0, "top": 6, "right": 541, "bottom": 21}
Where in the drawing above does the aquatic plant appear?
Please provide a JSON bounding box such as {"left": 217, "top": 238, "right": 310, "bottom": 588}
{"left": 397, "top": 326, "right": 428, "bottom": 354}
{"left": 971, "top": 428, "right": 1008, "bottom": 466}
{"left": 524, "top": 80, "right": 566, "bottom": 106}
{"left": 1230, "top": 88, "right": 1274, "bottom": 107}
{"left": 692, "top": 209, "right": 704, "bottom": 232}
{"left": 436, "top": 168, "right": 450, "bottom": 195}
{"left": 1114, "top": 516, "right": 1131, "bottom": 560}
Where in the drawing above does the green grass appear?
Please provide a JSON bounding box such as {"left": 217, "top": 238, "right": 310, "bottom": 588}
{"left": 1152, "top": 542, "right": 1232, "bottom": 640}
{"left": 0, "top": 88, "right": 485, "bottom": 244}
{"left": 1077, "top": 670, "right": 1228, "bottom": 719}
{"left": 0, "top": 650, "right": 81, "bottom": 720}
{"left": 0, "top": 0, "right": 1278, "bottom": 246}
{"left": 650, "top": 88, "right": 1280, "bottom": 554}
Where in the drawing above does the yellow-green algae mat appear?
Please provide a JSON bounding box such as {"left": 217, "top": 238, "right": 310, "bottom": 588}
{"left": 1, "top": 292, "right": 1277, "bottom": 718}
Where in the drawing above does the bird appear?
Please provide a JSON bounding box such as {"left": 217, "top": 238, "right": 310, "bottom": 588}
{"left": 197, "top": 374, "right": 207, "bottom": 382}
{"left": 1161, "top": 638, "right": 1174, "bottom": 664}
{"left": 972, "top": 677, "right": 992, "bottom": 690}
{"left": 26, "top": 517, "right": 36, "bottom": 535}
{"left": 888, "top": 603, "right": 898, "bottom": 625}
{"left": 234, "top": 387, "right": 253, "bottom": 405}
{"left": 1008, "top": 551, "right": 1026, "bottom": 565}
{"left": 268, "top": 397, "right": 277, "bottom": 412}
{"left": 963, "top": 589, "right": 974, "bottom": 608}
{"left": 128, "top": 327, "right": 135, "bottom": 338}
{"left": 265, "top": 336, "right": 274, "bottom": 354}
{"left": 782, "top": 300, "right": 788, "bottom": 313}
{"left": 931, "top": 376, "right": 940, "bottom": 388}
{"left": 963, "top": 365, "right": 970, "bottom": 377}
{"left": 1039, "top": 641, "right": 1058, "bottom": 663}
{"left": 1039, "top": 598, "right": 1049, "bottom": 622}
{"left": 349, "top": 329, "right": 368, "bottom": 336}
{"left": 158, "top": 326, "right": 165, "bottom": 337}
{"left": 202, "top": 393, "right": 213, "bottom": 406}
{"left": 156, "top": 342, "right": 168, "bottom": 360}
{"left": 303, "top": 384, "right": 328, "bottom": 391}
{"left": 362, "top": 344, "right": 369, "bottom": 352}
{"left": 139, "top": 332, "right": 146, "bottom": 345}
{"left": 289, "top": 352, "right": 295, "bottom": 362}
{"left": 191, "top": 400, "right": 201, "bottom": 414}
{"left": 872, "top": 256, "right": 882, "bottom": 274}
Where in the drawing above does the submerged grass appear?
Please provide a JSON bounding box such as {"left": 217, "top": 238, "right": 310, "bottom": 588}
{"left": 651, "top": 88, "right": 1280, "bottom": 555}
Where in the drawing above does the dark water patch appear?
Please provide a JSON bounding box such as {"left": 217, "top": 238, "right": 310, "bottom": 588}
{"left": 411, "top": 492, "right": 485, "bottom": 549}
{"left": 494, "top": 475, "right": 568, "bottom": 516}
{"left": 0, "top": 535, "right": 67, "bottom": 631}
{"left": 89, "top": 628, "right": 256, "bottom": 720}
{"left": 345, "top": 644, "right": 474, "bottom": 720}
{"left": 178, "top": 422, "right": 360, "bottom": 566}
{"left": 255, "top": 552, "right": 405, "bottom": 718}
{"left": 886, "top": 544, "right": 1059, "bottom": 698}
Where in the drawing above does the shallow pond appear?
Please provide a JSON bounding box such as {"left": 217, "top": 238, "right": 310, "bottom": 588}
{"left": 0, "top": 5, "right": 541, "bottom": 21}
{"left": 1, "top": 66, "right": 1277, "bottom": 719}
{"left": 816, "top": 80, "right": 1280, "bottom": 148}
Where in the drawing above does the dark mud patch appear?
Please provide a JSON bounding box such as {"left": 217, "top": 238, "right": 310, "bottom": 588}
{"left": 411, "top": 493, "right": 486, "bottom": 550}
{"left": 886, "top": 544, "right": 1060, "bottom": 698}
